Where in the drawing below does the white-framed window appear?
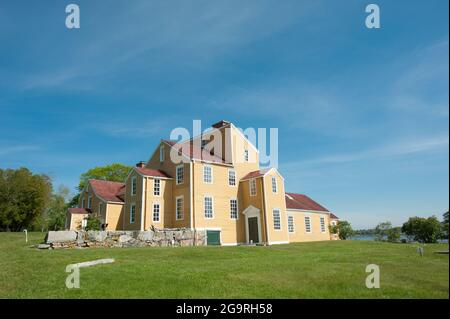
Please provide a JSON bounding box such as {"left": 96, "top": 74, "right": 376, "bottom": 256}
{"left": 98, "top": 202, "right": 103, "bottom": 215}
{"left": 176, "top": 165, "right": 184, "bottom": 185}
{"left": 271, "top": 176, "right": 278, "bottom": 193}
{"left": 176, "top": 196, "right": 184, "bottom": 220}
{"left": 87, "top": 195, "right": 92, "bottom": 209}
{"left": 153, "top": 179, "right": 160, "bottom": 196}
{"left": 244, "top": 149, "right": 249, "bottom": 162}
{"left": 160, "top": 145, "right": 165, "bottom": 162}
{"left": 230, "top": 199, "right": 238, "bottom": 219}
{"left": 228, "top": 169, "right": 236, "bottom": 186}
{"left": 288, "top": 215, "right": 295, "bottom": 233}
{"left": 131, "top": 176, "right": 137, "bottom": 196}
{"left": 153, "top": 203, "right": 160, "bottom": 222}
{"left": 273, "top": 209, "right": 281, "bottom": 230}
{"left": 320, "top": 217, "right": 326, "bottom": 233}
{"left": 204, "top": 196, "right": 214, "bottom": 219}
{"left": 203, "top": 165, "right": 213, "bottom": 184}
{"left": 249, "top": 178, "right": 257, "bottom": 196}
{"left": 130, "top": 204, "right": 136, "bottom": 223}
{"left": 201, "top": 139, "right": 208, "bottom": 149}
{"left": 305, "top": 216, "right": 311, "bottom": 233}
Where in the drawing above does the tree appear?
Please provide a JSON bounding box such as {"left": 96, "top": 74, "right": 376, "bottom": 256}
{"left": 0, "top": 168, "right": 52, "bottom": 231}
{"left": 402, "top": 216, "right": 443, "bottom": 243}
{"left": 374, "top": 221, "right": 392, "bottom": 241}
{"left": 330, "top": 220, "right": 353, "bottom": 240}
{"left": 386, "top": 227, "right": 401, "bottom": 243}
{"left": 443, "top": 211, "right": 449, "bottom": 239}
{"left": 69, "top": 163, "right": 132, "bottom": 207}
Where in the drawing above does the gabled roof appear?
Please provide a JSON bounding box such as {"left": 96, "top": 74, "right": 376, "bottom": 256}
{"left": 240, "top": 168, "right": 272, "bottom": 180}
{"left": 68, "top": 208, "right": 90, "bottom": 214}
{"left": 89, "top": 179, "right": 126, "bottom": 203}
{"left": 163, "top": 140, "right": 228, "bottom": 165}
{"left": 135, "top": 167, "right": 171, "bottom": 178}
{"left": 329, "top": 213, "right": 340, "bottom": 219}
{"left": 285, "top": 192, "right": 329, "bottom": 212}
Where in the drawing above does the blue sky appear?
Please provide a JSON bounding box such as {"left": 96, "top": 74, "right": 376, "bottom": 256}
{"left": 0, "top": 0, "right": 448, "bottom": 228}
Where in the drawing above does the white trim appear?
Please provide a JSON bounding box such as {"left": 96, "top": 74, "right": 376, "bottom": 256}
{"left": 131, "top": 176, "right": 137, "bottom": 196}
{"left": 262, "top": 178, "right": 270, "bottom": 244}
{"left": 159, "top": 145, "right": 165, "bottom": 162}
{"left": 203, "top": 195, "right": 214, "bottom": 219}
{"left": 130, "top": 203, "right": 136, "bottom": 224}
{"left": 242, "top": 205, "right": 262, "bottom": 244}
{"left": 249, "top": 178, "right": 257, "bottom": 196}
{"left": 203, "top": 164, "right": 213, "bottom": 184}
{"left": 228, "top": 169, "right": 237, "bottom": 187}
{"left": 189, "top": 162, "right": 194, "bottom": 230}
{"left": 176, "top": 164, "right": 184, "bottom": 185}
{"left": 287, "top": 215, "right": 295, "bottom": 234}
{"left": 221, "top": 243, "right": 238, "bottom": 246}
{"left": 195, "top": 227, "right": 222, "bottom": 231}
{"left": 240, "top": 167, "right": 285, "bottom": 182}
{"left": 272, "top": 208, "right": 282, "bottom": 231}
{"left": 153, "top": 178, "right": 161, "bottom": 197}
{"left": 271, "top": 176, "right": 278, "bottom": 194}
{"left": 304, "top": 216, "right": 312, "bottom": 233}
{"left": 105, "top": 204, "right": 109, "bottom": 230}
{"left": 230, "top": 197, "right": 238, "bottom": 220}
{"left": 320, "top": 216, "right": 327, "bottom": 233}
{"left": 152, "top": 202, "right": 161, "bottom": 223}
{"left": 230, "top": 123, "right": 259, "bottom": 154}
{"left": 140, "top": 177, "right": 146, "bottom": 231}
{"left": 175, "top": 195, "right": 184, "bottom": 220}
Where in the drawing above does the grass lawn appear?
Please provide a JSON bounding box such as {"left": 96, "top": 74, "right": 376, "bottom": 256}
{"left": 0, "top": 232, "right": 448, "bottom": 298}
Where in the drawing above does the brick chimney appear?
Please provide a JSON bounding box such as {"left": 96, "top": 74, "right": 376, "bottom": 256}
{"left": 135, "top": 161, "right": 146, "bottom": 168}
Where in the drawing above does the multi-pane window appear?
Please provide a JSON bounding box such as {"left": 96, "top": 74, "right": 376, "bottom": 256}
{"left": 204, "top": 196, "right": 214, "bottom": 219}
{"left": 153, "top": 179, "right": 160, "bottom": 196}
{"left": 130, "top": 204, "right": 136, "bottom": 223}
{"left": 305, "top": 216, "right": 311, "bottom": 233}
{"left": 320, "top": 217, "right": 326, "bottom": 233}
{"left": 230, "top": 199, "right": 238, "bottom": 219}
{"left": 244, "top": 149, "right": 249, "bottom": 162}
{"left": 160, "top": 145, "right": 164, "bottom": 162}
{"left": 98, "top": 202, "right": 103, "bottom": 215}
{"left": 271, "top": 176, "right": 277, "bottom": 193}
{"left": 176, "top": 197, "right": 184, "bottom": 220}
{"left": 273, "top": 209, "right": 281, "bottom": 230}
{"left": 288, "top": 215, "right": 295, "bottom": 233}
{"left": 228, "top": 170, "right": 236, "bottom": 186}
{"left": 131, "top": 176, "right": 137, "bottom": 195}
{"left": 176, "top": 165, "right": 184, "bottom": 185}
{"left": 203, "top": 165, "right": 212, "bottom": 183}
{"left": 87, "top": 195, "right": 92, "bottom": 209}
{"left": 153, "top": 203, "right": 160, "bottom": 222}
{"left": 249, "top": 178, "right": 257, "bottom": 196}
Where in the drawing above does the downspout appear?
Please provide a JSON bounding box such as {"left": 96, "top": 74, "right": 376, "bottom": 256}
{"left": 140, "top": 177, "right": 146, "bottom": 231}
{"left": 261, "top": 177, "right": 270, "bottom": 245}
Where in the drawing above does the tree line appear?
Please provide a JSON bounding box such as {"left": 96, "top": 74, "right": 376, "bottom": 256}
{"left": 0, "top": 164, "right": 131, "bottom": 232}
{"left": 332, "top": 212, "right": 449, "bottom": 243}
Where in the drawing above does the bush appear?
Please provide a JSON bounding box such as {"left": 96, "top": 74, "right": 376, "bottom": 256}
{"left": 85, "top": 215, "right": 102, "bottom": 231}
{"left": 401, "top": 216, "right": 443, "bottom": 243}
{"left": 387, "top": 228, "right": 401, "bottom": 243}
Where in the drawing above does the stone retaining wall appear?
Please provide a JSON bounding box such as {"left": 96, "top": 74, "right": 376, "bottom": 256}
{"left": 41, "top": 228, "right": 206, "bottom": 249}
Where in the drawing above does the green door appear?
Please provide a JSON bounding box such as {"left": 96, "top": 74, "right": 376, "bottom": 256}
{"left": 206, "top": 230, "right": 221, "bottom": 245}
{"left": 248, "top": 217, "right": 259, "bottom": 243}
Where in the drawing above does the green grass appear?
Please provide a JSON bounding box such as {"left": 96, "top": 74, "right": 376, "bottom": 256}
{"left": 0, "top": 232, "right": 448, "bottom": 298}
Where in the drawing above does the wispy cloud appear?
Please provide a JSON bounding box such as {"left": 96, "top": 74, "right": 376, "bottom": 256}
{"left": 0, "top": 145, "right": 40, "bottom": 157}
{"left": 283, "top": 135, "right": 449, "bottom": 167}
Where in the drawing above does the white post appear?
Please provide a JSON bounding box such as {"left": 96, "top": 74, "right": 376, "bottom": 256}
{"left": 23, "top": 229, "right": 28, "bottom": 243}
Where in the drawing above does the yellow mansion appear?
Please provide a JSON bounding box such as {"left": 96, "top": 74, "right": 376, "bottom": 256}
{"left": 67, "top": 120, "right": 339, "bottom": 245}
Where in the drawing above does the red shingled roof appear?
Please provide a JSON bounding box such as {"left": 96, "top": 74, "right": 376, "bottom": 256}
{"left": 329, "top": 213, "right": 339, "bottom": 219}
{"left": 241, "top": 168, "right": 272, "bottom": 180}
{"left": 135, "top": 167, "right": 171, "bottom": 178}
{"left": 285, "top": 192, "right": 329, "bottom": 212}
{"left": 163, "top": 140, "right": 227, "bottom": 164}
{"left": 89, "top": 180, "right": 126, "bottom": 203}
{"left": 68, "top": 208, "right": 90, "bottom": 214}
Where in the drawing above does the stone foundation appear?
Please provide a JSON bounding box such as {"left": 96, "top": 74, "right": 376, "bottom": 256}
{"left": 41, "top": 228, "right": 206, "bottom": 249}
